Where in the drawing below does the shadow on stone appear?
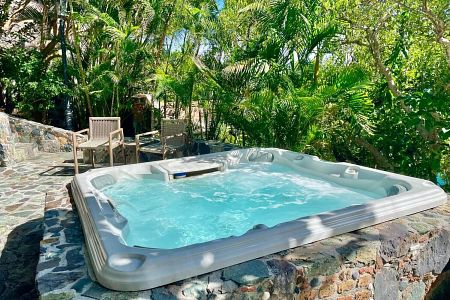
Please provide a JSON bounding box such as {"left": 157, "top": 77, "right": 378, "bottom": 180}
{"left": 39, "top": 165, "right": 90, "bottom": 176}
{"left": 0, "top": 217, "right": 43, "bottom": 300}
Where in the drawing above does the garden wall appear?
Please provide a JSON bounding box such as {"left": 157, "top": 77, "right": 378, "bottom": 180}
{"left": 0, "top": 112, "right": 74, "bottom": 166}
{"left": 8, "top": 115, "right": 74, "bottom": 152}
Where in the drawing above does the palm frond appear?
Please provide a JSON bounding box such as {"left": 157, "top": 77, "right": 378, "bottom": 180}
{"left": 11, "top": 1, "right": 43, "bottom": 23}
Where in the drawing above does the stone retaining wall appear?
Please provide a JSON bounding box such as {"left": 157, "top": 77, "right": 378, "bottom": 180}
{"left": 0, "top": 112, "right": 75, "bottom": 166}
{"left": 37, "top": 190, "right": 450, "bottom": 300}
{"left": 0, "top": 112, "right": 15, "bottom": 166}
{"left": 8, "top": 115, "right": 74, "bottom": 153}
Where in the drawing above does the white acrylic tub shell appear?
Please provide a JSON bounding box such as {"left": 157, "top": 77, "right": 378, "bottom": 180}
{"left": 71, "top": 148, "right": 447, "bottom": 291}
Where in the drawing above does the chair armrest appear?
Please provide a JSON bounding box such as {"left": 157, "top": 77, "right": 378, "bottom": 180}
{"left": 75, "top": 128, "right": 89, "bottom": 135}
{"left": 109, "top": 128, "right": 124, "bottom": 143}
{"left": 72, "top": 128, "right": 89, "bottom": 148}
{"left": 135, "top": 130, "right": 159, "bottom": 139}
{"left": 74, "top": 128, "right": 89, "bottom": 138}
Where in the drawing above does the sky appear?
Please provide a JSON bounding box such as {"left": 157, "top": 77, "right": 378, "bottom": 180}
{"left": 216, "top": 0, "right": 224, "bottom": 10}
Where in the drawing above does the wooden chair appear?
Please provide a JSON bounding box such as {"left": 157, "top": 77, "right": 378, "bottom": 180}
{"left": 72, "top": 117, "right": 125, "bottom": 174}
{"left": 135, "top": 118, "right": 187, "bottom": 162}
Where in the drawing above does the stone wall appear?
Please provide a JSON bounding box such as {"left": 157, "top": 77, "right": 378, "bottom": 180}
{"left": 37, "top": 192, "right": 450, "bottom": 300}
{"left": 0, "top": 112, "right": 75, "bottom": 166}
{"left": 8, "top": 115, "right": 74, "bottom": 153}
{"left": 0, "top": 112, "right": 15, "bottom": 166}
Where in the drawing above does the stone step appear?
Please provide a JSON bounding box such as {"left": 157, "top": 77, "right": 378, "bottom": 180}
{"left": 14, "top": 142, "right": 38, "bottom": 162}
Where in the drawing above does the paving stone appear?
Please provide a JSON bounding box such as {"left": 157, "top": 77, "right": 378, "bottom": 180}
{"left": 151, "top": 288, "right": 177, "bottom": 300}
{"left": 38, "top": 272, "right": 85, "bottom": 294}
{"left": 82, "top": 282, "right": 111, "bottom": 299}
{"left": 36, "top": 258, "right": 61, "bottom": 272}
{"left": 71, "top": 276, "right": 92, "bottom": 293}
{"left": 41, "top": 290, "right": 76, "bottom": 300}
{"left": 44, "top": 218, "right": 59, "bottom": 228}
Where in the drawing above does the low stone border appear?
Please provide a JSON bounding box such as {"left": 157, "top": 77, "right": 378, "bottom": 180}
{"left": 36, "top": 182, "right": 450, "bottom": 299}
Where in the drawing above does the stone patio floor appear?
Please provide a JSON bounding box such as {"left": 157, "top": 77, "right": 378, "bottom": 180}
{"left": 0, "top": 152, "right": 75, "bottom": 299}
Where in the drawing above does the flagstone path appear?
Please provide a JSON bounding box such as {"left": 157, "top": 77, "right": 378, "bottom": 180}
{"left": 0, "top": 152, "right": 74, "bottom": 299}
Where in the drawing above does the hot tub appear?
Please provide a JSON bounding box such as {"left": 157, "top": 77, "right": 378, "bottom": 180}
{"left": 71, "top": 148, "right": 446, "bottom": 291}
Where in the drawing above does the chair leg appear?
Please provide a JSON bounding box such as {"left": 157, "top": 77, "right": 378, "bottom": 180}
{"left": 109, "top": 146, "right": 114, "bottom": 167}
{"left": 73, "top": 147, "right": 79, "bottom": 174}
{"left": 91, "top": 150, "right": 95, "bottom": 168}
{"left": 122, "top": 144, "right": 126, "bottom": 165}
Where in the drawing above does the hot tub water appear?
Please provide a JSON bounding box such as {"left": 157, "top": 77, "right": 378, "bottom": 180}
{"left": 102, "top": 162, "right": 380, "bottom": 249}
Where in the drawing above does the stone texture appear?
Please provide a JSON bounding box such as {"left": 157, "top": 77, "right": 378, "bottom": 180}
{"left": 374, "top": 267, "right": 399, "bottom": 300}
{"left": 378, "top": 223, "right": 412, "bottom": 262}
{"left": 267, "top": 259, "right": 298, "bottom": 294}
{"left": 0, "top": 152, "right": 74, "bottom": 299}
{"left": 0, "top": 112, "right": 76, "bottom": 166}
{"left": 40, "top": 290, "right": 76, "bottom": 300}
{"left": 402, "top": 281, "right": 426, "bottom": 300}
{"left": 413, "top": 230, "right": 450, "bottom": 276}
{"left": 357, "top": 273, "right": 372, "bottom": 288}
{"left": 8, "top": 115, "right": 75, "bottom": 153}
{"left": 355, "top": 289, "right": 371, "bottom": 300}
{"left": 318, "top": 283, "right": 336, "bottom": 298}
{"left": 289, "top": 249, "right": 342, "bottom": 277}
{"left": 222, "top": 260, "right": 270, "bottom": 285}
{"left": 337, "top": 279, "right": 355, "bottom": 294}
{"left": 0, "top": 112, "right": 15, "bottom": 166}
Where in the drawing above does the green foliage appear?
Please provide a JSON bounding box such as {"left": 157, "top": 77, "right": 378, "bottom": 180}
{"left": 1, "top": 0, "right": 449, "bottom": 189}
{"left": 0, "top": 48, "right": 67, "bottom": 118}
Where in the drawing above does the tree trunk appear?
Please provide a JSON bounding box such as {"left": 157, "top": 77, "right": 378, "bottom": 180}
{"left": 313, "top": 46, "right": 320, "bottom": 86}
{"left": 366, "top": 30, "right": 403, "bottom": 98}
{"left": 198, "top": 104, "right": 203, "bottom": 139}
{"left": 353, "top": 136, "right": 393, "bottom": 170}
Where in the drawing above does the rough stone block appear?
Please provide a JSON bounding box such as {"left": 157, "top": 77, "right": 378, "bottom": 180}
{"left": 267, "top": 259, "right": 297, "bottom": 294}
{"left": 0, "top": 112, "right": 15, "bottom": 166}
{"left": 302, "top": 253, "right": 341, "bottom": 277}
{"left": 357, "top": 273, "right": 373, "bottom": 288}
{"left": 337, "top": 295, "right": 354, "bottom": 300}
{"left": 318, "top": 283, "right": 336, "bottom": 299}
{"left": 379, "top": 223, "right": 412, "bottom": 262}
{"left": 355, "top": 289, "right": 371, "bottom": 300}
{"left": 401, "top": 281, "right": 425, "bottom": 300}
{"left": 414, "top": 230, "right": 450, "bottom": 276}
{"left": 374, "top": 267, "right": 399, "bottom": 300}
{"left": 299, "top": 289, "right": 318, "bottom": 300}
{"left": 40, "top": 139, "right": 61, "bottom": 152}
{"left": 337, "top": 279, "right": 355, "bottom": 294}
{"left": 222, "top": 260, "right": 270, "bottom": 285}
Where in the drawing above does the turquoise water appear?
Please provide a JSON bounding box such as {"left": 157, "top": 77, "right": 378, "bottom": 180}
{"left": 102, "top": 163, "right": 379, "bottom": 249}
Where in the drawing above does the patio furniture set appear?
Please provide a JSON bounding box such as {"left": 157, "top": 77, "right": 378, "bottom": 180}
{"left": 72, "top": 117, "right": 187, "bottom": 174}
